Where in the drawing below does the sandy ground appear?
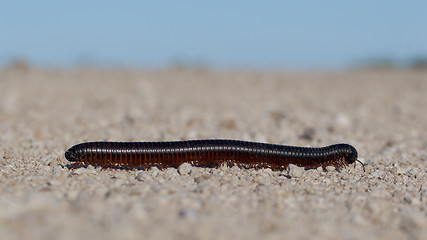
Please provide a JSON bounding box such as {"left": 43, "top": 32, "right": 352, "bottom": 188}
{"left": 0, "top": 66, "right": 426, "bottom": 240}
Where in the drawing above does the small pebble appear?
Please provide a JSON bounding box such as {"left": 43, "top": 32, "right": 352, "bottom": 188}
{"left": 189, "top": 167, "right": 202, "bottom": 176}
{"left": 164, "top": 168, "right": 179, "bottom": 178}
{"left": 149, "top": 167, "right": 160, "bottom": 177}
{"left": 286, "top": 164, "right": 304, "bottom": 178}
{"left": 135, "top": 172, "right": 152, "bottom": 182}
{"left": 325, "top": 166, "right": 335, "bottom": 172}
{"left": 87, "top": 165, "right": 96, "bottom": 171}
{"left": 178, "top": 163, "right": 192, "bottom": 175}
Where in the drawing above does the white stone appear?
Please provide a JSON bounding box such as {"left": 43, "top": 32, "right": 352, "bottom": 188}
{"left": 178, "top": 163, "right": 192, "bottom": 175}
{"left": 135, "top": 171, "right": 152, "bottom": 182}
{"left": 286, "top": 164, "right": 304, "bottom": 178}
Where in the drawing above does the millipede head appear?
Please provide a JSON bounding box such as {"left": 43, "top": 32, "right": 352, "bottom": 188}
{"left": 65, "top": 147, "right": 77, "bottom": 162}
{"left": 341, "top": 144, "right": 365, "bottom": 172}
{"left": 342, "top": 144, "right": 358, "bottom": 165}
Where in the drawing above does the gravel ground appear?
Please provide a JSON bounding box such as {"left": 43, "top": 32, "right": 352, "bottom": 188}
{"left": 0, "top": 66, "right": 426, "bottom": 240}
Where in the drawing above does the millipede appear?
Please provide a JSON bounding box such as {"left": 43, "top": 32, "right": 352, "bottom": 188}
{"left": 65, "top": 139, "right": 364, "bottom": 171}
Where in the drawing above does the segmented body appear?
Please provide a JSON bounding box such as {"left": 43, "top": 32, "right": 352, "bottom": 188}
{"left": 65, "top": 139, "right": 358, "bottom": 171}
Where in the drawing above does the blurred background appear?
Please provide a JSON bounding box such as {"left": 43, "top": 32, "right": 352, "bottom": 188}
{"left": 1, "top": 0, "right": 427, "bottom": 70}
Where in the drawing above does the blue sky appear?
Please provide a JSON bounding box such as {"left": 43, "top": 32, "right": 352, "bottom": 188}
{"left": 1, "top": 1, "right": 426, "bottom": 69}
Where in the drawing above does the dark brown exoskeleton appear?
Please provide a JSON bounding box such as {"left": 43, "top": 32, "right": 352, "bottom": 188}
{"left": 65, "top": 140, "right": 364, "bottom": 171}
